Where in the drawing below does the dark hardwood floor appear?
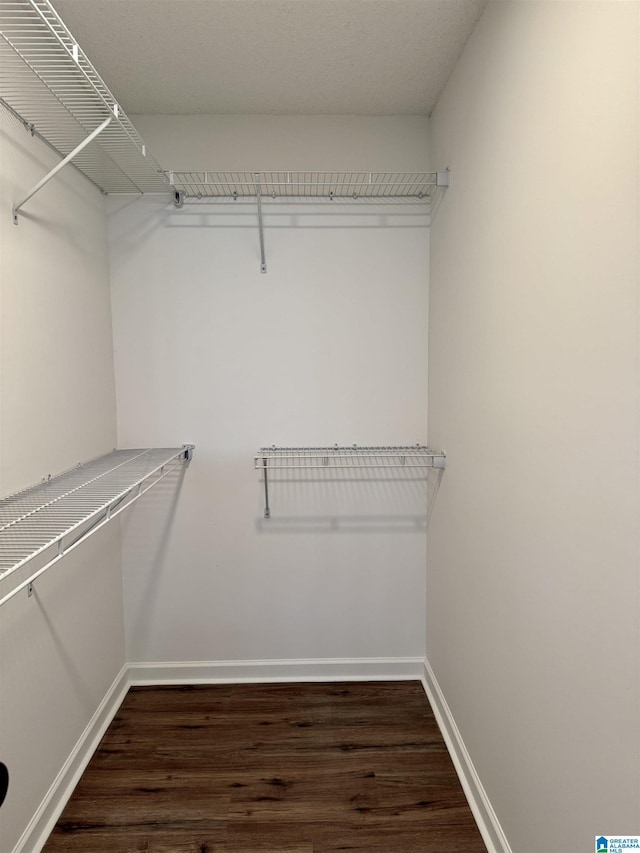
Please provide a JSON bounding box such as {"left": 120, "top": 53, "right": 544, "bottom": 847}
{"left": 43, "top": 681, "right": 487, "bottom": 852}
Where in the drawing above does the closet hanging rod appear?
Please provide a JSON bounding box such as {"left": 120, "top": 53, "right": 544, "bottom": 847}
{"left": 0, "top": 444, "right": 195, "bottom": 609}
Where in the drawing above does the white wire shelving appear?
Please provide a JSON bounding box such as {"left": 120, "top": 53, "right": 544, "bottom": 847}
{"left": 254, "top": 445, "right": 446, "bottom": 518}
{"left": 0, "top": 0, "right": 168, "bottom": 221}
{"left": 0, "top": 1, "right": 450, "bottom": 263}
{"left": 168, "top": 171, "right": 449, "bottom": 201}
{"left": 0, "top": 445, "right": 194, "bottom": 608}
{"left": 169, "top": 170, "right": 449, "bottom": 273}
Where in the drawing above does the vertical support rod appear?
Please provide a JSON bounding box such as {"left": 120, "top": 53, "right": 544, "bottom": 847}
{"left": 263, "top": 457, "right": 270, "bottom": 519}
{"left": 12, "top": 114, "right": 114, "bottom": 223}
{"left": 254, "top": 172, "right": 267, "bottom": 274}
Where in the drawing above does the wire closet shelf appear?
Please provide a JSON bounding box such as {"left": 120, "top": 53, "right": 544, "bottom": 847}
{"left": 0, "top": 0, "right": 168, "bottom": 203}
{"left": 0, "top": 446, "right": 194, "bottom": 608}
{"left": 254, "top": 446, "right": 446, "bottom": 519}
{"left": 255, "top": 445, "right": 446, "bottom": 470}
{"left": 169, "top": 170, "right": 449, "bottom": 273}
{"left": 169, "top": 171, "right": 449, "bottom": 201}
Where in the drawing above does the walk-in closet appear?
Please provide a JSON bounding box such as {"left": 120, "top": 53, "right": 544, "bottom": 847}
{"left": 1, "top": 2, "right": 638, "bottom": 851}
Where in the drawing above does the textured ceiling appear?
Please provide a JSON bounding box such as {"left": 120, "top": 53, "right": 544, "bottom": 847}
{"left": 52, "top": 0, "right": 487, "bottom": 116}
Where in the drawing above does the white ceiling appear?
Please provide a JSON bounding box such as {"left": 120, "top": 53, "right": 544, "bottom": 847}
{"left": 52, "top": 0, "right": 487, "bottom": 116}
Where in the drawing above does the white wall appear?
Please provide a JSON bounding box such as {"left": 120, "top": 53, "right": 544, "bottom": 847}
{"left": 0, "top": 123, "right": 118, "bottom": 496}
{"left": 109, "top": 116, "right": 431, "bottom": 669}
{"left": 132, "top": 114, "right": 432, "bottom": 172}
{"left": 0, "top": 109, "right": 124, "bottom": 852}
{"left": 427, "top": 3, "right": 639, "bottom": 851}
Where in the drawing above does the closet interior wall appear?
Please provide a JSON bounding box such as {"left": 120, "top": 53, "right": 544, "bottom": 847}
{"left": 108, "top": 115, "right": 431, "bottom": 674}
{"left": 427, "top": 3, "right": 640, "bottom": 852}
{"left": 0, "top": 110, "right": 125, "bottom": 852}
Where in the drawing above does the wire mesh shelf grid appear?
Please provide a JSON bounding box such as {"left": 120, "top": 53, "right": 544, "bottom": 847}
{"left": 0, "top": 446, "right": 193, "bottom": 606}
{"left": 255, "top": 445, "right": 446, "bottom": 470}
{"left": 0, "top": 0, "right": 168, "bottom": 194}
{"left": 254, "top": 446, "right": 445, "bottom": 519}
{"left": 169, "top": 171, "right": 444, "bottom": 200}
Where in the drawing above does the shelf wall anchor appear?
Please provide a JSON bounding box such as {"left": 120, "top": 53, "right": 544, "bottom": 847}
{"left": 254, "top": 172, "right": 267, "bottom": 274}
{"left": 12, "top": 111, "right": 114, "bottom": 224}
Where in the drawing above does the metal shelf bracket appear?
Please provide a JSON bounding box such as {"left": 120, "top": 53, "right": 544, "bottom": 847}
{"left": 262, "top": 456, "right": 270, "bottom": 518}
{"left": 254, "top": 172, "right": 267, "bottom": 274}
{"left": 12, "top": 108, "right": 116, "bottom": 224}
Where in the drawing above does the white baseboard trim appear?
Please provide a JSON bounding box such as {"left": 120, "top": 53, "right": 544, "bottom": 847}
{"left": 129, "top": 656, "right": 425, "bottom": 685}
{"left": 14, "top": 665, "right": 130, "bottom": 853}
{"left": 421, "top": 659, "right": 512, "bottom": 853}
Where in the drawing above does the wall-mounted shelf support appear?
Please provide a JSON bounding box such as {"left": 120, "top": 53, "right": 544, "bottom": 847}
{"left": 255, "top": 445, "right": 446, "bottom": 518}
{"left": 263, "top": 457, "right": 270, "bottom": 518}
{"left": 254, "top": 172, "right": 267, "bottom": 274}
{"left": 0, "top": 446, "right": 194, "bottom": 609}
{"left": 12, "top": 110, "right": 115, "bottom": 224}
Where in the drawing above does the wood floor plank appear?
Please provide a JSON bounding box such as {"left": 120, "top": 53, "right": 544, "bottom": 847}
{"left": 45, "top": 823, "right": 228, "bottom": 853}
{"left": 43, "top": 682, "right": 487, "bottom": 853}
